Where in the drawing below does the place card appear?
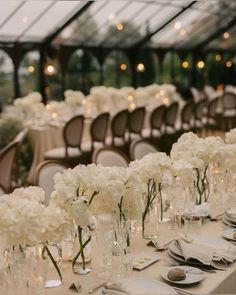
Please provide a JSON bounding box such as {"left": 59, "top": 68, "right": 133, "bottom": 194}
{"left": 133, "top": 253, "right": 160, "bottom": 271}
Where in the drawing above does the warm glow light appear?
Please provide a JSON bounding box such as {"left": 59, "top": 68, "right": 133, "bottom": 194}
{"left": 120, "top": 63, "right": 127, "bottom": 71}
{"left": 159, "top": 90, "right": 165, "bottom": 96}
{"left": 108, "top": 13, "right": 115, "bottom": 21}
{"left": 128, "top": 95, "right": 133, "bottom": 102}
{"left": 45, "top": 104, "right": 51, "bottom": 110}
{"left": 163, "top": 97, "right": 170, "bottom": 105}
{"left": 174, "top": 21, "right": 181, "bottom": 30}
{"left": 182, "top": 61, "right": 189, "bottom": 69}
{"left": 226, "top": 60, "right": 233, "bottom": 68}
{"left": 223, "top": 32, "right": 230, "bottom": 39}
{"left": 197, "top": 60, "right": 205, "bottom": 69}
{"left": 180, "top": 28, "right": 186, "bottom": 36}
{"left": 45, "top": 64, "right": 56, "bottom": 75}
{"left": 116, "top": 23, "right": 124, "bottom": 31}
{"left": 82, "top": 99, "right": 87, "bottom": 105}
{"left": 28, "top": 65, "right": 35, "bottom": 73}
{"left": 22, "top": 17, "right": 28, "bottom": 23}
{"left": 130, "top": 102, "right": 136, "bottom": 110}
{"left": 136, "top": 63, "right": 145, "bottom": 72}
{"left": 215, "top": 54, "right": 222, "bottom": 61}
{"left": 52, "top": 112, "right": 58, "bottom": 119}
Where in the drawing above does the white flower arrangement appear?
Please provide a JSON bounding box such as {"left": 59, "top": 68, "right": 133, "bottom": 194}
{"left": 0, "top": 187, "right": 68, "bottom": 247}
{"left": 64, "top": 89, "right": 85, "bottom": 107}
{"left": 225, "top": 128, "right": 236, "bottom": 144}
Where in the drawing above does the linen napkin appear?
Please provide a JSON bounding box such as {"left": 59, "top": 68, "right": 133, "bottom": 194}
{"left": 101, "top": 282, "right": 129, "bottom": 294}
{"left": 226, "top": 208, "right": 236, "bottom": 220}
{"left": 177, "top": 238, "right": 236, "bottom": 265}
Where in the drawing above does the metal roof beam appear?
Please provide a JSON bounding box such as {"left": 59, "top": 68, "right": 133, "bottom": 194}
{"left": 43, "top": 1, "right": 94, "bottom": 45}
{"left": 130, "top": 1, "right": 197, "bottom": 49}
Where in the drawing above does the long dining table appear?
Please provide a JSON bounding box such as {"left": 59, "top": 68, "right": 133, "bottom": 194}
{"left": 44, "top": 220, "right": 236, "bottom": 295}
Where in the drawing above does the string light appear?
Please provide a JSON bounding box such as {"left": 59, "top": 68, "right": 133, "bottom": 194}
{"left": 136, "top": 63, "right": 145, "bottom": 72}
{"left": 120, "top": 63, "right": 127, "bottom": 71}
{"left": 45, "top": 64, "right": 56, "bottom": 75}
{"left": 223, "top": 32, "right": 230, "bottom": 39}
{"left": 226, "top": 60, "right": 233, "bottom": 68}
{"left": 182, "top": 61, "right": 189, "bottom": 69}
{"left": 180, "top": 28, "right": 186, "bottom": 36}
{"left": 215, "top": 54, "right": 222, "bottom": 61}
{"left": 28, "top": 65, "right": 35, "bottom": 73}
{"left": 197, "top": 60, "right": 205, "bottom": 69}
{"left": 116, "top": 23, "right": 124, "bottom": 31}
{"left": 174, "top": 21, "right": 181, "bottom": 30}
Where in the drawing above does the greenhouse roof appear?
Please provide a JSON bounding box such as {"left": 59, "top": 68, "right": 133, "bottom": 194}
{"left": 0, "top": 0, "right": 235, "bottom": 52}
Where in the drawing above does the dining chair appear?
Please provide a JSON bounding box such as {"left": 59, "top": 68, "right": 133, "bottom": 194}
{"left": 44, "top": 115, "right": 85, "bottom": 165}
{"left": 35, "top": 160, "right": 69, "bottom": 205}
{"left": 164, "top": 102, "right": 179, "bottom": 134}
{"left": 89, "top": 112, "right": 110, "bottom": 152}
{"left": 150, "top": 105, "right": 166, "bottom": 138}
{"left": 110, "top": 109, "right": 129, "bottom": 146}
{"left": 0, "top": 140, "right": 20, "bottom": 193}
{"left": 129, "top": 139, "right": 157, "bottom": 160}
{"left": 221, "top": 92, "right": 236, "bottom": 130}
{"left": 180, "top": 101, "right": 194, "bottom": 132}
{"left": 193, "top": 98, "right": 207, "bottom": 132}
{"left": 92, "top": 146, "right": 129, "bottom": 167}
{"left": 205, "top": 97, "right": 220, "bottom": 133}
{"left": 128, "top": 107, "right": 146, "bottom": 141}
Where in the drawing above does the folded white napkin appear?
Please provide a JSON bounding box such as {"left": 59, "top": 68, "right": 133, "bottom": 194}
{"left": 226, "top": 208, "right": 236, "bottom": 220}
{"left": 178, "top": 237, "right": 236, "bottom": 265}
{"left": 101, "top": 283, "right": 129, "bottom": 294}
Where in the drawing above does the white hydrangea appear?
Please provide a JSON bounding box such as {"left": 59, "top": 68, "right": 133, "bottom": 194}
{"left": 225, "top": 128, "right": 236, "bottom": 144}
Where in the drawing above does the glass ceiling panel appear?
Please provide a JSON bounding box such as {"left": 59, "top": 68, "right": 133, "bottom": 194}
{"left": 205, "top": 25, "right": 236, "bottom": 51}
{"left": 0, "top": 0, "right": 84, "bottom": 42}
{"left": 149, "top": 0, "right": 236, "bottom": 49}
{"left": 58, "top": 0, "right": 190, "bottom": 48}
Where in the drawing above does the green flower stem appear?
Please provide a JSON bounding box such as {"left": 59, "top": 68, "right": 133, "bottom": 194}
{"left": 72, "top": 226, "right": 91, "bottom": 269}
{"left": 142, "top": 179, "right": 157, "bottom": 236}
{"left": 158, "top": 183, "right": 163, "bottom": 222}
{"left": 42, "top": 244, "right": 62, "bottom": 282}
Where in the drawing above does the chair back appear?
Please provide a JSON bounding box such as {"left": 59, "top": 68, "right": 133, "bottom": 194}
{"left": 36, "top": 160, "right": 69, "bottom": 205}
{"left": 128, "top": 107, "right": 145, "bottom": 135}
{"left": 92, "top": 147, "right": 129, "bottom": 167}
{"left": 194, "top": 99, "right": 207, "bottom": 121}
{"left": 130, "top": 139, "right": 157, "bottom": 160}
{"left": 207, "top": 97, "right": 219, "bottom": 118}
{"left": 90, "top": 112, "right": 110, "bottom": 144}
{"left": 111, "top": 109, "right": 128, "bottom": 139}
{"left": 164, "top": 102, "right": 178, "bottom": 128}
{"left": 181, "top": 101, "right": 194, "bottom": 125}
{"left": 222, "top": 92, "right": 236, "bottom": 110}
{"left": 63, "top": 115, "right": 84, "bottom": 149}
{"left": 150, "top": 105, "right": 166, "bottom": 132}
{"left": 14, "top": 128, "right": 28, "bottom": 143}
{"left": 0, "top": 141, "right": 19, "bottom": 193}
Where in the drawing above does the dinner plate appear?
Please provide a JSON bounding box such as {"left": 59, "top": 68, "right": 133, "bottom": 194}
{"left": 116, "top": 277, "right": 177, "bottom": 294}
{"left": 223, "top": 228, "right": 236, "bottom": 241}
{"left": 161, "top": 266, "right": 205, "bottom": 285}
{"left": 224, "top": 215, "right": 236, "bottom": 225}
{"left": 222, "top": 217, "right": 236, "bottom": 228}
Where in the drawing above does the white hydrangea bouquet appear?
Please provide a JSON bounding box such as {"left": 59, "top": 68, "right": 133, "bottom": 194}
{"left": 129, "top": 152, "right": 173, "bottom": 239}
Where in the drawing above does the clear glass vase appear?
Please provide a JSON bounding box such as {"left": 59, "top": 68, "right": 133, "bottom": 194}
{"left": 141, "top": 193, "right": 159, "bottom": 240}
{"left": 72, "top": 225, "right": 92, "bottom": 275}
{"left": 43, "top": 241, "right": 62, "bottom": 288}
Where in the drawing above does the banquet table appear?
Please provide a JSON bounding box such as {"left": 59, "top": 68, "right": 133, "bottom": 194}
{"left": 44, "top": 220, "right": 236, "bottom": 295}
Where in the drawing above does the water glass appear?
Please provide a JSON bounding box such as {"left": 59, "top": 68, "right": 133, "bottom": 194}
{"left": 183, "top": 215, "right": 202, "bottom": 242}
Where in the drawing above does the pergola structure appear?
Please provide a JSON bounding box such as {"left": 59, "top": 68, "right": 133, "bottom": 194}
{"left": 0, "top": 0, "right": 236, "bottom": 101}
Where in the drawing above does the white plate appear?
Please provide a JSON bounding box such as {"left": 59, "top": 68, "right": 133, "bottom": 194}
{"left": 223, "top": 228, "right": 236, "bottom": 241}
{"left": 117, "top": 277, "right": 177, "bottom": 294}
{"left": 161, "top": 266, "right": 205, "bottom": 285}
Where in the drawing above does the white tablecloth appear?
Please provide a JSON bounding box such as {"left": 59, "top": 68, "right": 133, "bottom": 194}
{"left": 44, "top": 221, "right": 236, "bottom": 295}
